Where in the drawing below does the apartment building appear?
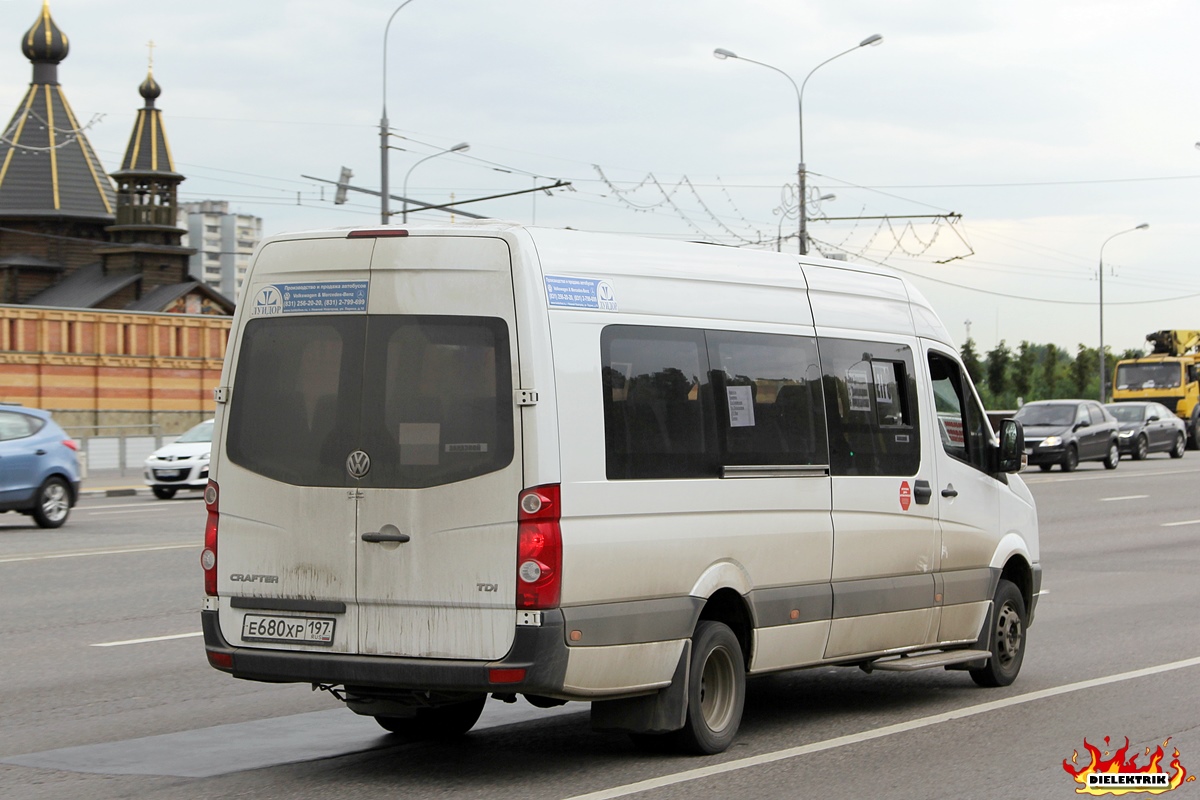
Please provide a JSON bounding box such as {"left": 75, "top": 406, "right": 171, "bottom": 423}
{"left": 180, "top": 201, "right": 263, "bottom": 303}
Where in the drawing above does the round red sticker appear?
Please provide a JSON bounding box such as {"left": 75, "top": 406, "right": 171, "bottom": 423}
{"left": 899, "top": 480, "right": 912, "bottom": 511}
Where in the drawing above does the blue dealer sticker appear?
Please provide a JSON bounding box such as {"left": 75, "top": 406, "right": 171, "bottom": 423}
{"left": 544, "top": 275, "right": 617, "bottom": 312}
{"left": 250, "top": 281, "right": 369, "bottom": 316}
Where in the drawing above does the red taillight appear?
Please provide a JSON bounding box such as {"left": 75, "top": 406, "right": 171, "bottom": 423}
{"left": 62, "top": 439, "right": 78, "bottom": 451}
{"left": 346, "top": 228, "right": 409, "bottom": 238}
{"left": 202, "top": 480, "right": 219, "bottom": 597}
{"left": 517, "top": 484, "right": 561, "bottom": 609}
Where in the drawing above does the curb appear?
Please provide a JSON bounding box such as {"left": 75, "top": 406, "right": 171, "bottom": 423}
{"left": 81, "top": 486, "right": 151, "bottom": 498}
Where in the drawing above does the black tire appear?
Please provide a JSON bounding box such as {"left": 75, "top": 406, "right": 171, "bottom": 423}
{"left": 1103, "top": 440, "right": 1120, "bottom": 470}
{"left": 32, "top": 476, "right": 71, "bottom": 529}
{"left": 1171, "top": 432, "right": 1186, "bottom": 459}
{"left": 374, "top": 695, "right": 486, "bottom": 739}
{"left": 1061, "top": 445, "right": 1079, "bottom": 472}
{"left": 672, "top": 621, "right": 746, "bottom": 755}
{"left": 1037, "top": 463, "right": 1053, "bottom": 472}
{"left": 151, "top": 486, "right": 177, "bottom": 500}
{"left": 1131, "top": 435, "right": 1148, "bottom": 461}
{"left": 970, "top": 578, "right": 1027, "bottom": 688}
{"left": 1190, "top": 418, "right": 1200, "bottom": 450}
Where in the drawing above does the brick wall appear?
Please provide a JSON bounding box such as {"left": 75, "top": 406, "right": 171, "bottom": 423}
{"left": 0, "top": 305, "right": 230, "bottom": 435}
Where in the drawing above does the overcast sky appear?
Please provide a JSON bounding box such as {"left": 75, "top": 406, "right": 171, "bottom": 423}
{"left": 2, "top": 0, "right": 1197, "bottom": 355}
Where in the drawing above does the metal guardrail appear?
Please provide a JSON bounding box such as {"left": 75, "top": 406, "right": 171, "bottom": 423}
{"left": 63, "top": 426, "right": 169, "bottom": 477}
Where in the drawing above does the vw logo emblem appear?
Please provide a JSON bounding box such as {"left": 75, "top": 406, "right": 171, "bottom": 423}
{"left": 346, "top": 450, "right": 371, "bottom": 479}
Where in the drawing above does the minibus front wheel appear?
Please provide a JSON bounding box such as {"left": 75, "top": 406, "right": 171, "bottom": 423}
{"left": 970, "top": 579, "right": 1026, "bottom": 688}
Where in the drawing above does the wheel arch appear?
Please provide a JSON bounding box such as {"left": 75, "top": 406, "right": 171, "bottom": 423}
{"left": 697, "top": 587, "right": 754, "bottom": 669}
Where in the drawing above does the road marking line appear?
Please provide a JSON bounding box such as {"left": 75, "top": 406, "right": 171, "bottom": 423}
{"left": 0, "top": 543, "right": 194, "bottom": 564}
{"left": 561, "top": 655, "right": 1200, "bottom": 800}
{"left": 86, "top": 507, "right": 190, "bottom": 515}
{"left": 1162, "top": 519, "right": 1200, "bottom": 528}
{"left": 1101, "top": 495, "right": 1149, "bottom": 502}
{"left": 92, "top": 632, "right": 202, "bottom": 647}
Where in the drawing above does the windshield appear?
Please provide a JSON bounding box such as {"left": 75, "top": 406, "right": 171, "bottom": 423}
{"left": 1115, "top": 362, "right": 1181, "bottom": 390}
{"left": 1014, "top": 404, "right": 1076, "bottom": 427}
{"left": 1106, "top": 405, "right": 1145, "bottom": 424}
{"left": 176, "top": 420, "right": 214, "bottom": 444}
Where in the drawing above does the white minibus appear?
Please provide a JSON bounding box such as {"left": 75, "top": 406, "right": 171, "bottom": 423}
{"left": 201, "top": 223, "right": 1038, "bottom": 754}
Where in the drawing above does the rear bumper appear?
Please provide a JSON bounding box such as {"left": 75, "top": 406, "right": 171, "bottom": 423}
{"left": 201, "top": 609, "right": 570, "bottom": 696}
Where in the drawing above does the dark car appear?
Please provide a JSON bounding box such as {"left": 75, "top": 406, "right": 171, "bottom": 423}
{"left": 0, "top": 404, "right": 81, "bottom": 527}
{"left": 1105, "top": 402, "right": 1187, "bottom": 460}
{"left": 1013, "top": 399, "right": 1120, "bottom": 472}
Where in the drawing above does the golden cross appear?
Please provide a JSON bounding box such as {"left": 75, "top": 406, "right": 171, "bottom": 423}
{"left": 147, "top": 39, "right": 155, "bottom": 71}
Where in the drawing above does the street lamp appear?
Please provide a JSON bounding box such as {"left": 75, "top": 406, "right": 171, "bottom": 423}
{"left": 1098, "top": 223, "right": 1149, "bottom": 401}
{"left": 402, "top": 142, "right": 470, "bottom": 223}
{"left": 381, "top": 0, "right": 421, "bottom": 224}
{"left": 714, "top": 34, "right": 882, "bottom": 255}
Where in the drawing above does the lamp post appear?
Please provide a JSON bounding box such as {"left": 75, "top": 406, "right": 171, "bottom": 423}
{"left": 402, "top": 142, "right": 470, "bottom": 222}
{"left": 381, "top": 0, "right": 421, "bottom": 224}
{"left": 714, "top": 34, "right": 882, "bottom": 255}
{"left": 1098, "top": 223, "right": 1149, "bottom": 401}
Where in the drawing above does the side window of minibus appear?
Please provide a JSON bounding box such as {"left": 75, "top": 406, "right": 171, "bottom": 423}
{"left": 819, "top": 338, "right": 920, "bottom": 476}
{"left": 927, "top": 351, "right": 990, "bottom": 472}
{"left": 705, "top": 331, "right": 829, "bottom": 466}
{"left": 601, "top": 325, "right": 715, "bottom": 479}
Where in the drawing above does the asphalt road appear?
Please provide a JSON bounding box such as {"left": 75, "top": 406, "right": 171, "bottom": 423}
{"left": 2, "top": 455, "right": 1199, "bottom": 799}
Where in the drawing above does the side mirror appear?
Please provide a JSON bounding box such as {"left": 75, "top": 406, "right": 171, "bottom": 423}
{"left": 1074, "top": 420, "right": 1089, "bottom": 430}
{"left": 1147, "top": 415, "right": 1159, "bottom": 422}
{"left": 997, "top": 419, "right": 1025, "bottom": 473}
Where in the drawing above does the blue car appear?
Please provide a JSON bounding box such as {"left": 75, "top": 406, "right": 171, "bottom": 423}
{"left": 0, "top": 404, "right": 81, "bottom": 528}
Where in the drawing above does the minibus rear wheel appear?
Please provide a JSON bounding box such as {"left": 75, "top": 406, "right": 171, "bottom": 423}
{"left": 374, "top": 694, "right": 486, "bottom": 739}
{"left": 970, "top": 579, "right": 1026, "bottom": 688}
{"left": 674, "top": 620, "right": 745, "bottom": 754}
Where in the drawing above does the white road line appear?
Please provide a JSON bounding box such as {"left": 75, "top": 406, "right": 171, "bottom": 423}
{"left": 91, "top": 632, "right": 202, "bottom": 647}
{"left": 86, "top": 507, "right": 190, "bottom": 515}
{"left": 561, "top": 655, "right": 1200, "bottom": 800}
{"left": 1101, "top": 495, "right": 1149, "bottom": 502}
{"left": 1162, "top": 519, "right": 1200, "bottom": 528}
{"left": 0, "top": 543, "right": 194, "bottom": 564}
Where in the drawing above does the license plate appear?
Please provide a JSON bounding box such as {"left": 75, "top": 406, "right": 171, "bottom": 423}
{"left": 155, "top": 469, "right": 183, "bottom": 478}
{"left": 241, "top": 614, "right": 335, "bottom": 645}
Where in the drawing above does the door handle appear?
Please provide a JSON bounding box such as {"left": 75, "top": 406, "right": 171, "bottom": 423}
{"left": 913, "top": 480, "right": 933, "bottom": 504}
{"left": 361, "top": 530, "right": 411, "bottom": 544}
{"left": 941, "top": 485, "right": 959, "bottom": 498}
{"left": 35, "top": 449, "right": 46, "bottom": 456}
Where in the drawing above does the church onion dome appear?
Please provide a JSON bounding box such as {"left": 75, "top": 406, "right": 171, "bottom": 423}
{"left": 22, "top": 1, "right": 68, "bottom": 65}
{"left": 140, "top": 71, "right": 162, "bottom": 106}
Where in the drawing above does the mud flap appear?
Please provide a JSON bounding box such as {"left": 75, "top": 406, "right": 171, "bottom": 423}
{"left": 589, "top": 642, "right": 690, "bottom": 734}
{"left": 947, "top": 600, "right": 994, "bottom": 671}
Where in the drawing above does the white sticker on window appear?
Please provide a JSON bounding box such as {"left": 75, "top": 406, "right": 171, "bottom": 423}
{"left": 847, "top": 368, "right": 872, "bottom": 412}
{"left": 726, "top": 385, "right": 756, "bottom": 428}
{"left": 399, "top": 423, "right": 440, "bottom": 465}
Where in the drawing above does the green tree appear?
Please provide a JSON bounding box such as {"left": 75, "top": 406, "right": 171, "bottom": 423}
{"left": 1011, "top": 341, "right": 1036, "bottom": 401}
{"left": 985, "top": 340, "right": 1012, "bottom": 402}
{"left": 1042, "top": 343, "right": 1060, "bottom": 398}
{"left": 1071, "top": 344, "right": 1097, "bottom": 397}
{"left": 961, "top": 338, "right": 983, "bottom": 386}
{"left": 1118, "top": 347, "right": 1144, "bottom": 362}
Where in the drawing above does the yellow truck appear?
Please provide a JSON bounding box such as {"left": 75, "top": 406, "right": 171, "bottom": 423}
{"left": 1112, "top": 330, "right": 1200, "bottom": 449}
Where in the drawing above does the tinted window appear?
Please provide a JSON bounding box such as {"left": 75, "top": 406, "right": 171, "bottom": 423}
{"left": 228, "top": 315, "right": 513, "bottom": 488}
{"left": 929, "top": 352, "right": 990, "bottom": 472}
{"left": 601, "top": 325, "right": 829, "bottom": 479}
{"left": 1114, "top": 362, "right": 1181, "bottom": 390}
{"left": 819, "top": 339, "right": 919, "bottom": 476}
{"left": 1107, "top": 405, "right": 1144, "bottom": 423}
{"left": 602, "top": 326, "right": 714, "bottom": 479}
{"left": 1087, "top": 404, "right": 1106, "bottom": 425}
{"left": 707, "top": 331, "right": 828, "bottom": 467}
{"left": 1014, "top": 404, "right": 1075, "bottom": 427}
